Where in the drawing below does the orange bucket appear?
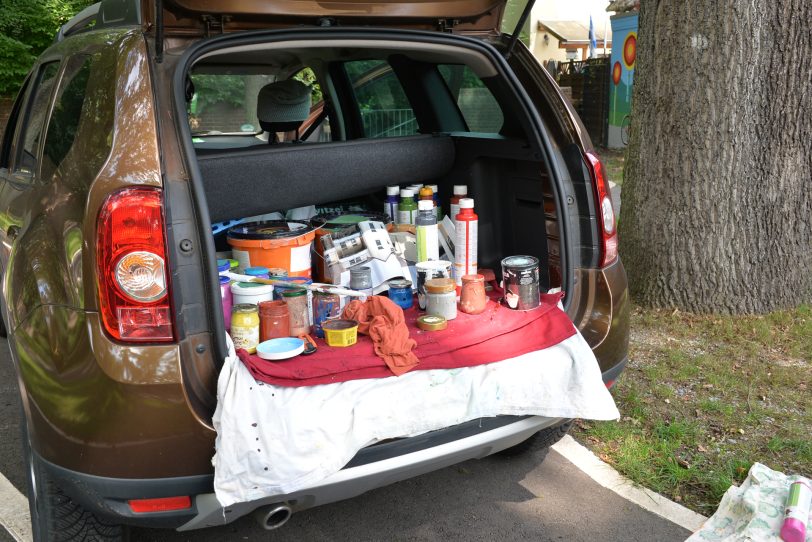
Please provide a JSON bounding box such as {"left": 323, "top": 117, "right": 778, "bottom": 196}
{"left": 227, "top": 221, "right": 316, "bottom": 278}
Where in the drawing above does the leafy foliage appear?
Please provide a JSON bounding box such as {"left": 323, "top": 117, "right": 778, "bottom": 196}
{"left": 0, "top": 0, "right": 94, "bottom": 96}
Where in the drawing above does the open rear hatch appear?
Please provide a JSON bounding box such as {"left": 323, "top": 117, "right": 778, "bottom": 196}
{"left": 146, "top": 0, "right": 508, "bottom": 34}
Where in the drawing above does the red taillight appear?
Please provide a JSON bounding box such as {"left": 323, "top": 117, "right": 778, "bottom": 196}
{"left": 585, "top": 152, "right": 618, "bottom": 267}
{"left": 96, "top": 187, "right": 174, "bottom": 342}
{"left": 128, "top": 496, "right": 192, "bottom": 513}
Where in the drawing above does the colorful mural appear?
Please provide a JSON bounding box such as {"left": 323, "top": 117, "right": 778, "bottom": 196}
{"left": 607, "top": 13, "right": 638, "bottom": 148}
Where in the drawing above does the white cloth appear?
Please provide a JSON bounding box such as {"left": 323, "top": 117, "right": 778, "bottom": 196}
{"left": 213, "top": 330, "right": 619, "bottom": 507}
{"left": 687, "top": 462, "right": 812, "bottom": 542}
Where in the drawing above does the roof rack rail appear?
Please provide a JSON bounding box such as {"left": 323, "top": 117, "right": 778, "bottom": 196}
{"left": 55, "top": 3, "right": 101, "bottom": 42}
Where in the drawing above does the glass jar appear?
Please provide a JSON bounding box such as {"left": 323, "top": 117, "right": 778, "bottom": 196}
{"left": 459, "top": 274, "right": 487, "bottom": 315}
{"left": 282, "top": 288, "right": 310, "bottom": 337}
{"left": 312, "top": 291, "right": 341, "bottom": 338}
{"left": 387, "top": 279, "right": 413, "bottom": 310}
{"left": 425, "top": 278, "right": 457, "bottom": 320}
{"left": 350, "top": 266, "right": 373, "bottom": 297}
{"left": 259, "top": 300, "right": 290, "bottom": 341}
{"left": 231, "top": 304, "right": 260, "bottom": 353}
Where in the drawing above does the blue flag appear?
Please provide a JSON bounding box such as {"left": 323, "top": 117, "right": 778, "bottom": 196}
{"left": 589, "top": 16, "right": 597, "bottom": 58}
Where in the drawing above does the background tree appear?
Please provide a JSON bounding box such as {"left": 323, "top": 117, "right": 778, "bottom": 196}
{"left": 0, "top": 0, "right": 94, "bottom": 96}
{"left": 619, "top": 0, "right": 812, "bottom": 314}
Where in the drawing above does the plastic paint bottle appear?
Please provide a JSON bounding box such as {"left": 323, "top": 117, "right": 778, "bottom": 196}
{"left": 781, "top": 478, "right": 811, "bottom": 542}
{"left": 397, "top": 188, "right": 417, "bottom": 225}
{"left": 453, "top": 198, "right": 478, "bottom": 285}
{"left": 418, "top": 185, "right": 434, "bottom": 203}
{"left": 450, "top": 185, "right": 468, "bottom": 221}
{"left": 384, "top": 185, "right": 400, "bottom": 221}
{"left": 428, "top": 184, "right": 443, "bottom": 220}
{"left": 416, "top": 200, "right": 440, "bottom": 263}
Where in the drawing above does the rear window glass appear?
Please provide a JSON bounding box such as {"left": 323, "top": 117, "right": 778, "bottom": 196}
{"left": 16, "top": 62, "right": 60, "bottom": 175}
{"left": 188, "top": 74, "right": 274, "bottom": 134}
{"left": 344, "top": 60, "right": 418, "bottom": 138}
{"left": 438, "top": 65, "right": 504, "bottom": 134}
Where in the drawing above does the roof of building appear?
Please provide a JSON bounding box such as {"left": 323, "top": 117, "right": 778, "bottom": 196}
{"left": 607, "top": 0, "right": 639, "bottom": 13}
{"left": 537, "top": 20, "right": 612, "bottom": 44}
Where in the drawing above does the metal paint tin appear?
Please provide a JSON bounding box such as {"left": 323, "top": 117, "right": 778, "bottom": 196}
{"left": 501, "top": 255, "right": 540, "bottom": 311}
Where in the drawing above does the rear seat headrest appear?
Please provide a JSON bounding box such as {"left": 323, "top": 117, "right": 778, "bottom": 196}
{"left": 257, "top": 79, "right": 312, "bottom": 133}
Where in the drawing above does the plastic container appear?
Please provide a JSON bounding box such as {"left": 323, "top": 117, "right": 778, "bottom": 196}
{"left": 387, "top": 279, "right": 413, "bottom": 310}
{"left": 501, "top": 255, "right": 540, "bottom": 310}
{"left": 417, "top": 314, "right": 447, "bottom": 331}
{"left": 322, "top": 319, "right": 359, "bottom": 347}
{"left": 428, "top": 184, "right": 443, "bottom": 220}
{"left": 217, "top": 259, "right": 230, "bottom": 275}
{"left": 415, "top": 260, "right": 452, "bottom": 310}
{"left": 281, "top": 288, "right": 310, "bottom": 337}
{"left": 256, "top": 337, "right": 305, "bottom": 360}
{"left": 227, "top": 220, "right": 316, "bottom": 278}
{"left": 397, "top": 189, "right": 417, "bottom": 225}
{"left": 425, "top": 278, "right": 457, "bottom": 320}
{"left": 312, "top": 290, "right": 341, "bottom": 338}
{"left": 231, "top": 281, "right": 274, "bottom": 306}
{"left": 244, "top": 266, "right": 270, "bottom": 279}
{"left": 416, "top": 199, "right": 440, "bottom": 263}
{"left": 384, "top": 185, "right": 400, "bottom": 221}
{"left": 231, "top": 304, "right": 260, "bottom": 353}
{"left": 460, "top": 274, "right": 487, "bottom": 315}
{"left": 259, "top": 300, "right": 290, "bottom": 341}
{"left": 350, "top": 266, "right": 373, "bottom": 297}
{"left": 449, "top": 185, "right": 468, "bottom": 221}
{"left": 453, "top": 198, "right": 478, "bottom": 285}
{"left": 219, "top": 276, "right": 233, "bottom": 330}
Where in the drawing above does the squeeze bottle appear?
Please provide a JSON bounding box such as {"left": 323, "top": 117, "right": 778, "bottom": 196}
{"left": 416, "top": 200, "right": 440, "bottom": 262}
{"left": 450, "top": 185, "right": 468, "bottom": 221}
{"left": 453, "top": 198, "right": 477, "bottom": 285}
{"left": 397, "top": 189, "right": 417, "bottom": 225}
{"left": 428, "top": 184, "right": 443, "bottom": 220}
{"left": 384, "top": 185, "right": 399, "bottom": 221}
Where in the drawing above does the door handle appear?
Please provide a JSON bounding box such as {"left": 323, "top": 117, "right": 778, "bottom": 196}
{"left": 7, "top": 226, "right": 19, "bottom": 241}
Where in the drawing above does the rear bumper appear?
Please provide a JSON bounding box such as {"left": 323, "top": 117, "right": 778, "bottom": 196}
{"left": 40, "top": 415, "right": 564, "bottom": 529}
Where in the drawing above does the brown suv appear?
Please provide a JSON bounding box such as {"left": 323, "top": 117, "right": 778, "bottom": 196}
{"left": 0, "top": 0, "right": 628, "bottom": 539}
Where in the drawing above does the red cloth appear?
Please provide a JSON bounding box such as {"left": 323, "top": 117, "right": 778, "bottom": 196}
{"left": 341, "top": 296, "right": 419, "bottom": 376}
{"left": 237, "top": 292, "right": 575, "bottom": 388}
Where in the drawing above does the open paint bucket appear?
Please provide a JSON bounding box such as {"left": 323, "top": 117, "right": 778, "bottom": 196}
{"left": 227, "top": 221, "right": 316, "bottom": 278}
{"left": 321, "top": 319, "right": 359, "bottom": 347}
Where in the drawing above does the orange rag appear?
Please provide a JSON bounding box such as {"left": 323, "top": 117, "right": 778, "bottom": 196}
{"left": 341, "top": 295, "right": 419, "bottom": 376}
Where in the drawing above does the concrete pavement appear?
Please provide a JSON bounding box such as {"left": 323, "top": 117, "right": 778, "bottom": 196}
{"left": 0, "top": 335, "right": 693, "bottom": 542}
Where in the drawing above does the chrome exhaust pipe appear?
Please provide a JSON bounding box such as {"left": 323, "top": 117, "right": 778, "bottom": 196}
{"left": 254, "top": 503, "right": 293, "bottom": 530}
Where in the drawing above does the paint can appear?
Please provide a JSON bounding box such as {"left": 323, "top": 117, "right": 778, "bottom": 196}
{"left": 501, "top": 255, "right": 540, "bottom": 311}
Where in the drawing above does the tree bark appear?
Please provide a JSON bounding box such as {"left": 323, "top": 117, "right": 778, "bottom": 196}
{"left": 619, "top": 0, "right": 812, "bottom": 313}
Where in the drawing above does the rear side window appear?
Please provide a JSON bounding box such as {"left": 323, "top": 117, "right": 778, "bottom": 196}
{"left": 438, "top": 65, "right": 504, "bottom": 134}
{"left": 344, "top": 60, "right": 418, "bottom": 138}
{"left": 15, "top": 62, "right": 60, "bottom": 176}
{"left": 0, "top": 78, "right": 30, "bottom": 169}
{"left": 41, "top": 55, "right": 92, "bottom": 182}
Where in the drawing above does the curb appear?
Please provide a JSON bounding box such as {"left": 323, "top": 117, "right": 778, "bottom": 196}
{"left": 551, "top": 435, "right": 707, "bottom": 533}
{"left": 0, "top": 470, "right": 31, "bottom": 542}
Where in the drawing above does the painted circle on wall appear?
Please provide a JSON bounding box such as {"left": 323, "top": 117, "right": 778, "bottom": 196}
{"left": 623, "top": 32, "right": 638, "bottom": 69}
{"left": 612, "top": 61, "right": 622, "bottom": 85}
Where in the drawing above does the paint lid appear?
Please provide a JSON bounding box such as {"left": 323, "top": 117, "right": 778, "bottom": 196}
{"left": 231, "top": 282, "right": 274, "bottom": 295}
{"left": 217, "top": 259, "right": 230, "bottom": 273}
{"left": 400, "top": 189, "right": 414, "bottom": 198}
{"left": 280, "top": 287, "right": 307, "bottom": 298}
{"left": 429, "top": 184, "right": 439, "bottom": 192}
{"left": 501, "top": 255, "right": 540, "bottom": 270}
{"left": 417, "top": 314, "right": 448, "bottom": 331}
{"left": 245, "top": 266, "right": 270, "bottom": 276}
{"left": 425, "top": 277, "right": 456, "bottom": 293}
{"left": 227, "top": 220, "right": 313, "bottom": 240}
{"left": 419, "top": 186, "right": 434, "bottom": 198}
{"left": 461, "top": 274, "right": 485, "bottom": 284}
{"left": 228, "top": 259, "right": 239, "bottom": 269}
{"left": 219, "top": 275, "right": 231, "bottom": 285}
{"left": 386, "top": 185, "right": 400, "bottom": 196}
{"left": 388, "top": 279, "right": 413, "bottom": 290}
{"left": 453, "top": 185, "right": 468, "bottom": 195}
{"left": 459, "top": 198, "right": 474, "bottom": 209}
{"left": 418, "top": 200, "right": 434, "bottom": 211}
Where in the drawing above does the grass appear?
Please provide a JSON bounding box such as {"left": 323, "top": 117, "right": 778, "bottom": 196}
{"left": 572, "top": 304, "right": 812, "bottom": 516}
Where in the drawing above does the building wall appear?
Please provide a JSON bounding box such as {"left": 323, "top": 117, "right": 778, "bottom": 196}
{"left": 528, "top": 0, "right": 613, "bottom": 64}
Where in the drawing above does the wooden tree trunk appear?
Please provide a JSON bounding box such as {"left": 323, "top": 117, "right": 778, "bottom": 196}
{"left": 619, "top": 0, "right": 812, "bottom": 313}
